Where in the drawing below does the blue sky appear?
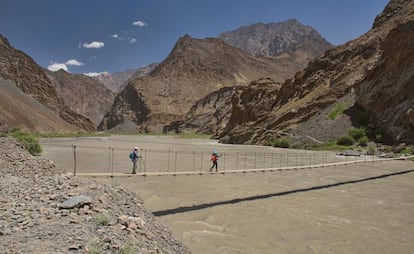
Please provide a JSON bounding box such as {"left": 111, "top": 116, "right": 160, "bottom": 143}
{"left": 0, "top": 0, "right": 388, "bottom": 75}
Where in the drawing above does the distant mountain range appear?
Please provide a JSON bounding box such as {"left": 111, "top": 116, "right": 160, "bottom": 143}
{"left": 99, "top": 19, "right": 333, "bottom": 132}
{"left": 99, "top": 24, "right": 330, "bottom": 132}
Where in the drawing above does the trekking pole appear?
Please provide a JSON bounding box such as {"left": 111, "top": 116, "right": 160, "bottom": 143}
{"left": 140, "top": 156, "right": 147, "bottom": 172}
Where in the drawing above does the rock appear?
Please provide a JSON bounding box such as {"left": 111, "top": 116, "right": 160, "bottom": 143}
{"left": 59, "top": 195, "right": 92, "bottom": 209}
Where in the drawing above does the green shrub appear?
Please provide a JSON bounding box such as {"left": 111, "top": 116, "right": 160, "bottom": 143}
{"left": 348, "top": 127, "right": 367, "bottom": 141}
{"left": 367, "top": 144, "right": 376, "bottom": 155}
{"left": 9, "top": 127, "right": 42, "bottom": 155}
{"left": 358, "top": 136, "right": 369, "bottom": 146}
{"left": 336, "top": 135, "right": 355, "bottom": 146}
{"left": 328, "top": 103, "right": 345, "bottom": 120}
{"left": 91, "top": 214, "right": 109, "bottom": 226}
{"left": 400, "top": 147, "right": 412, "bottom": 155}
{"left": 271, "top": 137, "right": 291, "bottom": 148}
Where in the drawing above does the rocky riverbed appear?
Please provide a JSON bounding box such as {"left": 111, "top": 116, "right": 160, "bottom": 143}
{"left": 0, "top": 137, "right": 191, "bottom": 254}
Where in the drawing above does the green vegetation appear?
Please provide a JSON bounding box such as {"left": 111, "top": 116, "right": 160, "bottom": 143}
{"left": 400, "top": 147, "right": 412, "bottom": 155}
{"left": 348, "top": 127, "right": 366, "bottom": 141}
{"left": 86, "top": 241, "right": 137, "bottom": 254}
{"left": 328, "top": 103, "right": 346, "bottom": 120}
{"left": 367, "top": 144, "right": 377, "bottom": 155}
{"left": 91, "top": 214, "right": 109, "bottom": 226}
{"left": 271, "top": 137, "right": 292, "bottom": 148}
{"left": 307, "top": 140, "right": 353, "bottom": 151}
{"left": 9, "top": 127, "right": 42, "bottom": 155}
{"left": 118, "top": 244, "right": 137, "bottom": 254}
{"left": 37, "top": 131, "right": 110, "bottom": 138}
{"left": 358, "top": 136, "right": 369, "bottom": 146}
{"left": 336, "top": 135, "right": 355, "bottom": 146}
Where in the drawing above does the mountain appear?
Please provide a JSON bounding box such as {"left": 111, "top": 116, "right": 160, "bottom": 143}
{"left": 163, "top": 78, "right": 281, "bottom": 136}
{"left": 89, "top": 64, "right": 157, "bottom": 94}
{"left": 215, "top": 0, "right": 414, "bottom": 146}
{"left": 218, "top": 19, "right": 333, "bottom": 60}
{"left": 46, "top": 69, "right": 116, "bottom": 127}
{"left": 99, "top": 34, "right": 306, "bottom": 132}
{"left": 0, "top": 35, "right": 95, "bottom": 132}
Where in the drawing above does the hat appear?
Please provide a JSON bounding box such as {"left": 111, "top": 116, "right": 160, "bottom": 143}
{"left": 134, "top": 147, "right": 139, "bottom": 150}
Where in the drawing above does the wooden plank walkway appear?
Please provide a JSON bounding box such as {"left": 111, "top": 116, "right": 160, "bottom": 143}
{"left": 75, "top": 156, "right": 413, "bottom": 177}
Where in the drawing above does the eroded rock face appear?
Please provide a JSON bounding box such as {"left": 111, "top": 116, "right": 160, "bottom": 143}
{"left": 46, "top": 69, "right": 116, "bottom": 127}
{"left": 0, "top": 35, "right": 95, "bottom": 132}
{"left": 217, "top": 0, "right": 414, "bottom": 146}
{"left": 0, "top": 137, "right": 191, "bottom": 253}
{"left": 355, "top": 21, "right": 414, "bottom": 144}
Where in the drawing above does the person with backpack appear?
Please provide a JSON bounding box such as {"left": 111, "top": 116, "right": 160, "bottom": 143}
{"left": 209, "top": 150, "right": 219, "bottom": 172}
{"left": 129, "top": 147, "right": 139, "bottom": 174}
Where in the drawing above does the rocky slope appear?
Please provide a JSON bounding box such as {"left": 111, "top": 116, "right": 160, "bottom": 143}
{"left": 46, "top": 69, "right": 116, "bottom": 127}
{"left": 0, "top": 137, "right": 191, "bottom": 254}
{"left": 0, "top": 35, "right": 95, "bottom": 132}
{"left": 100, "top": 30, "right": 328, "bottom": 132}
{"left": 0, "top": 77, "right": 79, "bottom": 133}
{"left": 217, "top": 0, "right": 414, "bottom": 146}
{"left": 218, "top": 19, "right": 332, "bottom": 61}
{"left": 164, "top": 78, "right": 281, "bottom": 136}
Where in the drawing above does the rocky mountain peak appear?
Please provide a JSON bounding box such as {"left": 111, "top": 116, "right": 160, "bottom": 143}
{"left": 218, "top": 19, "right": 333, "bottom": 57}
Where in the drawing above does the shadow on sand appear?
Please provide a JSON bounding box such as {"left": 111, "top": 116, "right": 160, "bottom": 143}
{"left": 153, "top": 169, "right": 414, "bottom": 217}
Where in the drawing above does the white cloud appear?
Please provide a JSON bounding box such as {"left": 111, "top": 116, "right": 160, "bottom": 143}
{"left": 65, "top": 59, "right": 84, "bottom": 66}
{"left": 83, "top": 72, "right": 110, "bottom": 77}
{"left": 132, "top": 20, "right": 148, "bottom": 27}
{"left": 110, "top": 34, "right": 119, "bottom": 38}
{"left": 129, "top": 38, "right": 137, "bottom": 44}
{"left": 82, "top": 41, "right": 105, "bottom": 49}
{"left": 47, "top": 63, "right": 68, "bottom": 72}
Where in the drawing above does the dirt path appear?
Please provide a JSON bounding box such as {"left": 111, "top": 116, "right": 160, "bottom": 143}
{"left": 40, "top": 136, "right": 414, "bottom": 254}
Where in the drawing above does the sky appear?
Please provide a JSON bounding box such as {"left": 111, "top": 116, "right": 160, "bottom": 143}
{"left": 0, "top": 0, "right": 389, "bottom": 76}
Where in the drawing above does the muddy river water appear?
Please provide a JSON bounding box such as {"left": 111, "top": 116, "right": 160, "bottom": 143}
{"left": 40, "top": 136, "right": 414, "bottom": 254}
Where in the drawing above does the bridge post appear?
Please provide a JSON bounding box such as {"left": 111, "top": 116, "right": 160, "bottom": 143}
{"left": 72, "top": 144, "right": 77, "bottom": 176}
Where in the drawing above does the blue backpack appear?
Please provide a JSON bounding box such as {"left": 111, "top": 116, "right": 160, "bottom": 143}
{"left": 129, "top": 151, "right": 134, "bottom": 159}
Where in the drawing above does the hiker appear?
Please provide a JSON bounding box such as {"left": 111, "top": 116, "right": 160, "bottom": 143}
{"left": 209, "top": 150, "right": 219, "bottom": 172}
{"left": 130, "top": 147, "right": 139, "bottom": 174}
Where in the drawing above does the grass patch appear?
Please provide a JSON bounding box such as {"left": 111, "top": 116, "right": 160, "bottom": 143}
{"left": 308, "top": 140, "right": 352, "bottom": 151}
{"left": 328, "top": 103, "right": 345, "bottom": 120}
{"left": 91, "top": 214, "right": 109, "bottom": 226}
{"left": 9, "top": 127, "right": 42, "bottom": 155}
